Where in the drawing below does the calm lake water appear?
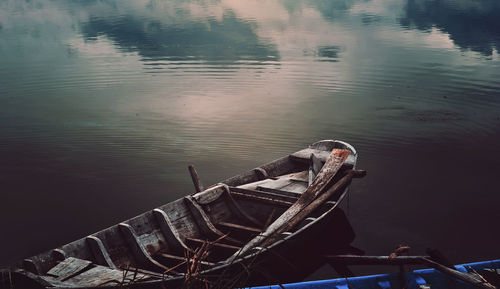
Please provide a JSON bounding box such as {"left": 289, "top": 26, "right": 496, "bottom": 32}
{"left": 1, "top": 0, "right": 500, "bottom": 277}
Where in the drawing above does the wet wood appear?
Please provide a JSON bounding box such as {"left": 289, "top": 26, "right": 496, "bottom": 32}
{"left": 86, "top": 236, "right": 116, "bottom": 269}
{"left": 118, "top": 223, "right": 168, "bottom": 271}
{"left": 188, "top": 165, "right": 204, "bottom": 193}
{"left": 226, "top": 149, "right": 351, "bottom": 263}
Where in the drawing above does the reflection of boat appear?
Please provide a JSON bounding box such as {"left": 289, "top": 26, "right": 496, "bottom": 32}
{"left": 249, "top": 258, "right": 500, "bottom": 289}
{"left": 2, "top": 140, "right": 365, "bottom": 289}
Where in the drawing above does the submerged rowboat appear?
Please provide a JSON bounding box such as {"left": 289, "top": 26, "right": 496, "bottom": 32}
{"left": 1, "top": 140, "right": 364, "bottom": 289}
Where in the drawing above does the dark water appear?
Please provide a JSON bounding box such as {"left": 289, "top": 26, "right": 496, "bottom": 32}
{"left": 1, "top": 0, "right": 500, "bottom": 277}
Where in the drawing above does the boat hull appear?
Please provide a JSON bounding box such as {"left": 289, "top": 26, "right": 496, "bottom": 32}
{"left": 1, "top": 140, "right": 360, "bottom": 289}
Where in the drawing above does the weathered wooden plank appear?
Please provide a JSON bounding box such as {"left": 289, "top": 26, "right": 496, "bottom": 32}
{"left": 255, "top": 177, "right": 291, "bottom": 191}
{"left": 63, "top": 265, "right": 150, "bottom": 287}
{"left": 184, "top": 196, "right": 242, "bottom": 245}
{"left": 192, "top": 186, "right": 225, "bottom": 205}
{"left": 118, "top": 223, "right": 168, "bottom": 271}
{"left": 290, "top": 148, "right": 330, "bottom": 163}
{"left": 277, "top": 180, "right": 308, "bottom": 194}
{"left": 230, "top": 186, "right": 297, "bottom": 202}
{"left": 86, "top": 236, "right": 116, "bottom": 269}
{"left": 229, "top": 190, "right": 294, "bottom": 207}
{"left": 254, "top": 178, "right": 305, "bottom": 198}
{"left": 152, "top": 209, "right": 189, "bottom": 253}
{"left": 193, "top": 184, "right": 265, "bottom": 228}
{"left": 217, "top": 222, "right": 261, "bottom": 234}
{"left": 236, "top": 171, "right": 308, "bottom": 192}
{"left": 288, "top": 170, "right": 310, "bottom": 183}
{"left": 46, "top": 257, "right": 92, "bottom": 281}
{"left": 160, "top": 199, "right": 202, "bottom": 239}
{"left": 171, "top": 216, "right": 201, "bottom": 241}
{"left": 121, "top": 266, "right": 167, "bottom": 279}
{"left": 219, "top": 185, "right": 264, "bottom": 227}
{"left": 17, "top": 271, "right": 66, "bottom": 287}
{"left": 186, "top": 237, "right": 241, "bottom": 251}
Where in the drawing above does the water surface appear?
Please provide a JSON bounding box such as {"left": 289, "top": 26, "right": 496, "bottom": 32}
{"left": 1, "top": 0, "right": 500, "bottom": 277}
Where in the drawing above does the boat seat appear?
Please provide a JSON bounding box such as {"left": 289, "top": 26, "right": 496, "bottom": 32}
{"left": 46, "top": 257, "right": 92, "bottom": 281}
{"left": 256, "top": 179, "right": 308, "bottom": 196}
{"left": 43, "top": 257, "right": 155, "bottom": 287}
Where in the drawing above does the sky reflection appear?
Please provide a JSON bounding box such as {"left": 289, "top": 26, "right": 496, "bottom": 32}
{"left": 400, "top": 0, "right": 500, "bottom": 56}
{"left": 1, "top": 0, "right": 500, "bottom": 269}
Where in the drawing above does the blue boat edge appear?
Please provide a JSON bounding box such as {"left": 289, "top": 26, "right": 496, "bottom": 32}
{"left": 248, "top": 259, "right": 500, "bottom": 289}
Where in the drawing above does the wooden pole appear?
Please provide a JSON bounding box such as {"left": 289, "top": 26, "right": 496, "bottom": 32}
{"left": 188, "top": 165, "right": 204, "bottom": 193}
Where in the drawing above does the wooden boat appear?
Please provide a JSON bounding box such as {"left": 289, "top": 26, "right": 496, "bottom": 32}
{"left": 1, "top": 140, "right": 364, "bottom": 289}
{"left": 249, "top": 258, "right": 500, "bottom": 289}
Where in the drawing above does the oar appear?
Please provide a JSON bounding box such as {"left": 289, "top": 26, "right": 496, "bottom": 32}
{"left": 225, "top": 148, "right": 351, "bottom": 263}
{"left": 260, "top": 169, "right": 366, "bottom": 248}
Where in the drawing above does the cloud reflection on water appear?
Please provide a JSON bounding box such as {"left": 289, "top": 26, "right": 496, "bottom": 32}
{"left": 400, "top": 0, "right": 500, "bottom": 56}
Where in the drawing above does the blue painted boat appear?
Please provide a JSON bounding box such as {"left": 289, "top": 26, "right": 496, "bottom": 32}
{"left": 249, "top": 259, "right": 500, "bottom": 289}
